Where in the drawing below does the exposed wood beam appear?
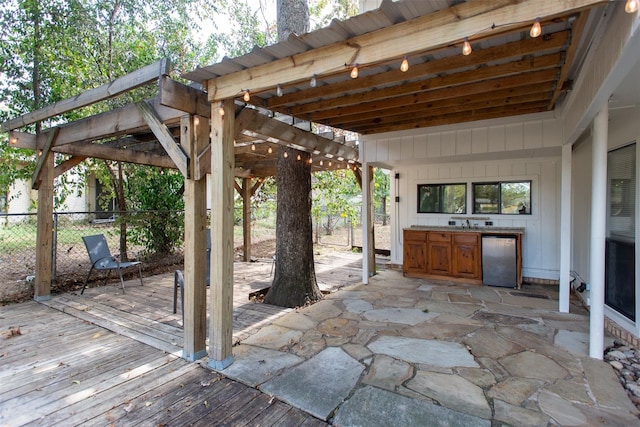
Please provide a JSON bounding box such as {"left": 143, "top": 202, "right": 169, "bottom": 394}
{"left": 307, "top": 68, "right": 558, "bottom": 122}
{"left": 250, "top": 178, "right": 264, "bottom": 196}
{"left": 359, "top": 102, "right": 549, "bottom": 134}
{"left": 206, "top": 0, "right": 604, "bottom": 101}
{"left": 54, "top": 156, "right": 86, "bottom": 179}
{"left": 343, "top": 92, "right": 552, "bottom": 131}
{"left": 235, "top": 108, "right": 358, "bottom": 161}
{"left": 27, "top": 98, "right": 183, "bottom": 149}
{"left": 353, "top": 168, "right": 362, "bottom": 189}
{"left": 2, "top": 59, "right": 170, "bottom": 132}
{"left": 136, "top": 101, "right": 189, "bottom": 177}
{"left": 267, "top": 30, "right": 569, "bottom": 109}
{"left": 288, "top": 53, "right": 562, "bottom": 116}
{"left": 159, "top": 77, "right": 211, "bottom": 118}
{"left": 234, "top": 181, "right": 242, "bottom": 194}
{"left": 32, "top": 128, "right": 59, "bottom": 190}
{"left": 549, "top": 12, "right": 589, "bottom": 109}
{"left": 10, "top": 131, "right": 176, "bottom": 169}
{"left": 326, "top": 83, "right": 554, "bottom": 127}
{"left": 195, "top": 144, "right": 211, "bottom": 181}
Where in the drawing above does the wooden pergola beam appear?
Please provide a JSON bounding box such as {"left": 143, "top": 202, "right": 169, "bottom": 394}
{"left": 136, "top": 101, "right": 189, "bottom": 177}
{"left": 1, "top": 59, "right": 170, "bottom": 132}
{"left": 206, "top": 0, "right": 604, "bottom": 101}
{"left": 31, "top": 128, "right": 59, "bottom": 190}
{"left": 10, "top": 131, "right": 176, "bottom": 169}
{"left": 235, "top": 108, "right": 358, "bottom": 161}
{"left": 159, "top": 77, "right": 211, "bottom": 118}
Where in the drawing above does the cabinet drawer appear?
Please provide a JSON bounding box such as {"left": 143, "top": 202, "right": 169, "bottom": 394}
{"left": 404, "top": 230, "right": 427, "bottom": 242}
{"left": 453, "top": 233, "right": 479, "bottom": 245}
{"left": 428, "top": 232, "right": 451, "bottom": 242}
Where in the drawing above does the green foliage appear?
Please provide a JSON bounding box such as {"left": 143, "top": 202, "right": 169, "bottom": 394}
{"left": 124, "top": 166, "right": 185, "bottom": 255}
{"left": 309, "top": 0, "right": 358, "bottom": 29}
{"left": 312, "top": 169, "right": 360, "bottom": 234}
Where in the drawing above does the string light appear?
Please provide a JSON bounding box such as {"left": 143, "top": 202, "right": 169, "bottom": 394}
{"left": 218, "top": 102, "right": 225, "bottom": 116}
{"left": 400, "top": 56, "right": 409, "bottom": 72}
{"left": 626, "top": 0, "right": 639, "bottom": 13}
{"left": 297, "top": 154, "right": 301, "bottom": 161}
{"left": 350, "top": 63, "right": 359, "bottom": 79}
{"left": 193, "top": 116, "right": 200, "bottom": 126}
{"left": 308, "top": 158, "right": 313, "bottom": 164}
{"left": 328, "top": 161, "right": 332, "bottom": 167}
{"left": 284, "top": 151, "right": 288, "bottom": 158}
{"left": 243, "top": 90, "right": 251, "bottom": 102}
{"left": 530, "top": 17, "right": 542, "bottom": 38}
{"left": 251, "top": 144, "right": 256, "bottom": 151}
{"left": 9, "top": 136, "right": 17, "bottom": 145}
{"left": 310, "top": 74, "right": 317, "bottom": 88}
{"left": 319, "top": 160, "right": 323, "bottom": 166}
{"left": 462, "top": 37, "right": 472, "bottom": 56}
{"left": 276, "top": 84, "right": 283, "bottom": 97}
{"left": 268, "top": 146, "right": 273, "bottom": 154}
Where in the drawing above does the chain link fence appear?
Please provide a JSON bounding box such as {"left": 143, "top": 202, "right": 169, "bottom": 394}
{"left": 1, "top": 205, "right": 389, "bottom": 301}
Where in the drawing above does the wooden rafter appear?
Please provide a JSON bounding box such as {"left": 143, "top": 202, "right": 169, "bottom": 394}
{"left": 2, "top": 59, "right": 170, "bottom": 132}
{"left": 31, "top": 128, "right": 59, "bottom": 190}
{"left": 54, "top": 156, "right": 86, "bottom": 179}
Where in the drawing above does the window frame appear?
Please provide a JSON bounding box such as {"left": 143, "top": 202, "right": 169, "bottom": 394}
{"left": 472, "top": 180, "right": 532, "bottom": 215}
{"left": 417, "top": 182, "right": 467, "bottom": 214}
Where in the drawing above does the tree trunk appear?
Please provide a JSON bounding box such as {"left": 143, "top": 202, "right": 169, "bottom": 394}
{"left": 265, "top": 148, "right": 322, "bottom": 307}
{"left": 104, "top": 160, "right": 129, "bottom": 260}
{"left": 381, "top": 195, "right": 387, "bottom": 226}
{"left": 265, "top": 0, "right": 321, "bottom": 308}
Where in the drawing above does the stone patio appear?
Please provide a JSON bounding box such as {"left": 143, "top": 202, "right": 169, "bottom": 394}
{"left": 218, "top": 268, "right": 639, "bottom": 426}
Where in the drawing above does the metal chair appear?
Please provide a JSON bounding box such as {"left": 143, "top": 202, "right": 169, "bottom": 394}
{"left": 81, "top": 234, "right": 143, "bottom": 294}
{"left": 174, "top": 232, "right": 210, "bottom": 318}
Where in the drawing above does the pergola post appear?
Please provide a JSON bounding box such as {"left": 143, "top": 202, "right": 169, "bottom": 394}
{"left": 181, "top": 115, "right": 208, "bottom": 361}
{"left": 34, "top": 150, "right": 54, "bottom": 301}
{"left": 559, "top": 143, "right": 572, "bottom": 313}
{"left": 209, "top": 99, "right": 235, "bottom": 370}
{"left": 242, "top": 177, "right": 251, "bottom": 262}
{"left": 361, "top": 163, "right": 376, "bottom": 283}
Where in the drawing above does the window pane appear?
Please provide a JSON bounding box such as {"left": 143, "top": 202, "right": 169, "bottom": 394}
{"left": 474, "top": 184, "right": 499, "bottom": 213}
{"left": 443, "top": 184, "right": 466, "bottom": 214}
{"left": 501, "top": 182, "right": 531, "bottom": 214}
{"left": 418, "top": 185, "right": 441, "bottom": 213}
{"left": 418, "top": 184, "right": 466, "bottom": 213}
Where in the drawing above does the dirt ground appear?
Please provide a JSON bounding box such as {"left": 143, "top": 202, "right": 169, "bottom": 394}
{"left": 0, "top": 224, "right": 390, "bottom": 306}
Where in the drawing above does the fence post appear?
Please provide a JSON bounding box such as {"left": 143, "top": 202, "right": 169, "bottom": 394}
{"left": 52, "top": 212, "right": 58, "bottom": 283}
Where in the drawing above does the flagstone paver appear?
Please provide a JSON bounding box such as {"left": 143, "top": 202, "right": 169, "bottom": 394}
{"left": 217, "top": 269, "right": 637, "bottom": 426}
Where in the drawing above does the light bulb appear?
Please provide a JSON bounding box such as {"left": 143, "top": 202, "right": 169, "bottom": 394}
{"left": 243, "top": 90, "right": 250, "bottom": 102}
{"left": 251, "top": 144, "right": 256, "bottom": 151}
{"left": 530, "top": 18, "right": 541, "bottom": 38}
{"left": 308, "top": 158, "right": 313, "bottom": 164}
{"left": 9, "top": 136, "right": 17, "bottom": 145}
{"left": 626, "top": 0, "right": 639, "bottom": 13}
{"left": 319, "top": 160, "right": 323, "bottom": 166}
{"left": 284, "top": 151, "right": 288, "bottom": 158}
{"left": 218, "top": 102, "right": 225, "bottom": 116}
{"left": 400, "top": 56, "right": 409, "bottom": 72}
{"left": 310, "top": 74, "right": 317, "bottom": 88}
{"left": 297, "top": 154, "right": 301, "bottom": 161}
{"left": 350, "top": 64, "right": 359, "bottom": 79}
{"left": 328, "top": 161, "right": 332, "bottom": 167}
{"left": 462, "top": 37, "right": 472, "bottom": 56}
{"left": 276, "top": 84, "right": 283, "bottom": 97}
{"left": 268, "top": 146, "right": 273, "bottom": 154}
{"left": 194, "top": 116, "right": 200, "bottom": 126}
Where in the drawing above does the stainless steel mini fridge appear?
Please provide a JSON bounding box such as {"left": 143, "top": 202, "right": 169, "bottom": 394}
{"left": 482, "top": 235, "right": 517, "bottom": 287}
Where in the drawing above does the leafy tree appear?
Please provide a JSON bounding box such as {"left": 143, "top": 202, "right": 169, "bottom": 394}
{"left": 312, "top": 169, "right": 359, "bottom": 235}
{"left": 373, "top": 168, "right": 389, "bottom": 225}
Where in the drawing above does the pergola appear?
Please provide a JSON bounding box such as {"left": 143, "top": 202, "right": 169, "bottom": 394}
{"left": 2, "top": 0, "right": 607, "bottom": 368}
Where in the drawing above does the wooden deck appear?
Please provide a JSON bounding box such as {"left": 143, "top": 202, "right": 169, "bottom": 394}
{"left": 0, "top": 253, "right": 363, "bottom": 426}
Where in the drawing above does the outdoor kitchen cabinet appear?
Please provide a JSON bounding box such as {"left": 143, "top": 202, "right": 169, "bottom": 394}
{"left": 403, "top": 227, "right": 522, "bottom": 286}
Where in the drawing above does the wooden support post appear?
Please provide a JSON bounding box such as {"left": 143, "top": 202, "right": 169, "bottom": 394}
{"left": 209, "top": 98, "right": 235, "bottom": 370}
{"left": 32, "top": 128, "right": 59, "bottom": 190}
{"left": 34, "top": 150, "right": 54, "bottom": 301}
{"left": 181, "top": 114, "right": 208, "bottom": 361}
{"left": 242, "top": 178, "right": 251, "bottom": 262}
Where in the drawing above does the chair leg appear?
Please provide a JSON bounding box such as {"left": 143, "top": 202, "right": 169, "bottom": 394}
{"left": 173, "top": 272, "right": 179, "bottom": 314}
{"left": 117, "top": 269, "right": 126, "bottom": 294}
{"left": 180, "top": 281, "right": 185, "bottom": 323}
{"left": 137, "top": 264, "right": 143, "bottom": 287}
{"left": 81, "top": 267, "right": 94, "bottom": 295}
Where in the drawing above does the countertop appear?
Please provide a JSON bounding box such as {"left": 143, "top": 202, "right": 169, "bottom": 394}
{"left": 406, "top": 225, "right": 525, "bottom": 234}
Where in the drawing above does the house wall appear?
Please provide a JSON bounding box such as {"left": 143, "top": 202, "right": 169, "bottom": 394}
{"left": 361, "top": 113, "right": 563, "bottom": 280}
{"left": 7, "top": 179, "right": 35, "bottom": 214}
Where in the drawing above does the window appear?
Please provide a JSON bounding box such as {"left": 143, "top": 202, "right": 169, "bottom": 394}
{"left": 473, "top": 181, "right": 531, "bottom": 214}
{"left": 418, "top": 183, "right": 466, "bottom": 214}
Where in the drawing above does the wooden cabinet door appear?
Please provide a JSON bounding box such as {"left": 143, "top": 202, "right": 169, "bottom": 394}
{"left": 427, "top": 241, "right": 452, "bottom": 275}
{"left": 453, "top": 233, "right": 480, "bottom": 279}
{"left": 404, "top": 240, "right": 427, "bottom": 274}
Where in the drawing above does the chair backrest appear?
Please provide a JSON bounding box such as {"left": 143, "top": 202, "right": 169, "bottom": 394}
{"left": 82, "top": 234, "right": 112, "bottom": 264}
